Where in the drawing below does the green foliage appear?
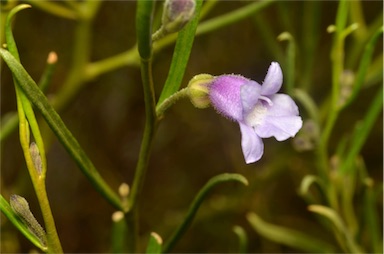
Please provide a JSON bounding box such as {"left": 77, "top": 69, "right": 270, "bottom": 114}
{"left": 0, "top": 1, "right": 382, "bottom": 253}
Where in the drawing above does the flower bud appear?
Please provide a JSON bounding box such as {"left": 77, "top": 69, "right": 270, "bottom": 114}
{"left": 118, "top": 183, "right": 130, "bottom": 198}
{"left": 187, "top": 74, "right": 214, "bottom": 108}
{"left": 10, "top": 194, "right": 47, "bottom": 246}
{"left": 162, "top": 0, "right": 196, "bottom": 34}
{"left": 29, "top": 142, "right": 42, "bottom": 176}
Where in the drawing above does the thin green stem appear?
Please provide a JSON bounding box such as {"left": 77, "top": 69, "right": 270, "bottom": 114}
{"left": 196, "top": 0, "right": 275, "bottom": 36}
{"left": 16, "top": 90, "right": 63, "bottom": 253}
{"left": 23, "top": 0, "right": 77, "bottom": 20}
{"left": 233, "top": 225, "right": 248, "bottom": 254}
{"left": 84, "top": 0, "right": 275, "bottom": 82}
{"left": 125, "top": 2, "right": 157, "bottom": 252}
{"left": 0, "top": 48, "right": 124, "bottom": 212}
{"left": 50, "top": 0, "right": 102, "bottom": 112}
{"left": 127, "top": 60, "right": 157, "bottom": 211}
{"left": 301, "top": 1, "right": 321, "bottom": 91}
{"left": 85, "top": 46, "right": 140, "bottom": 81}
{"left": 157, "top": 0, "right": 203, "bottom": 105}
{"left": 277, "top": 32, "right": 296, "bottom": 95}
{"left": 318, "top": 0, "right": 349, "bottom": 180}
{"left": 5, "top": 5, "right": 60, "bottom": 251}
{"left": 156, "top": 87, "right": 189, "bottom": 118}
{"left": 340, "top": 86, "right": 383, "bottom": 174}
{"left": 163, "top": 174, "right": 248, "bottom": 252}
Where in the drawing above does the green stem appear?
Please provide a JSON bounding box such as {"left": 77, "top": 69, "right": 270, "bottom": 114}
{"left": 156, "top": 87, "right": 189, "bottom": 118}
{"left": 196, "top": 0, "right": 275, "bottom": 36}
{"left": 318, "top": 0, "right": 349, "bottom": 180}
{"left": 0, "top": 48, "right": 124, "bottom": 212}
{"left": 5, "top": 5, "right": 60, "bottom": 251}
{"left": 127, "top": 60, "right": 157, "bottom": 211}
{"left": 339, "top": 86, "right": 383, "bottom": 174}
{"left": 233, "top": 225, "right": 248, "bottom": 253}
{"left": 163, "top": 174, "right": 248, "bottom": 252}
{"left": 277, "top": 32, "right": 295, "bottom": 95}
{"left": 125, "top": 2, "right": 157, "bottom": 252}
{"left": 50, "top": 0, "right": 102, "bottom": 112}
{"left": 83, "top": 0, "right": 275, "bottom": 82}
{"left": 157, "top": 0, "right": 203, "bottom": 105}
{"left": 16, "top": 92, "right": 62, "bottom": 253}
{"left": 300, "top": 1, "right": 321, "bottom": 91}
{"left": 23, "top": 0, "right": 77, "bottom": 19}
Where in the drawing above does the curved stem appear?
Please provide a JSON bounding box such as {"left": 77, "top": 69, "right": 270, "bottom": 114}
{"left": 156, "top": 87, "right": 189, "bottom": 118}
{"left": 163, "top": 174, "right": 248, "bottom": 252}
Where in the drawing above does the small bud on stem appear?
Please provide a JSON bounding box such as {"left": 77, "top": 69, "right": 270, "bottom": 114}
{"left": 10, "top": 194, "right": 47, "bottom": 246}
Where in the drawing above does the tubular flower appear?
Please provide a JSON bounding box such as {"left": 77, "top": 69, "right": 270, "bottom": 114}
{"left": 208, "top": 62, "right": 302, "bottom": 163}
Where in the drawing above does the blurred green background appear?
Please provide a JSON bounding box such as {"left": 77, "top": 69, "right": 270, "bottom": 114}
{"left": 1, "top": 1, "right": 382, "bottom": 252}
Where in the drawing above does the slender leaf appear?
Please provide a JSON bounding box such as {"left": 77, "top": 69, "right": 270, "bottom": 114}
{"left": 233, "top": 225, "right": 248, "bottom": 253}
{"left": 146, "top": 232, "right": 163, "bottom": 254}
{"left": 0, "top": 48, "right": 123, "bottom": 211}
{"left": 157, "top": 0, "right": 203, "bottom": 105}
{"left": 247, "top": 212, "right": 336, "bottom": 253}
{"left": 341, "top": 26, "right": 383, "bottom": 110}
{"left": 136, "top": 0, "right": 155, "bottom": 60}
{"left": 340, "top": 86, "right": 383, "bottom": 174}
{"left": 163, "top": 173, "right": 248, "bottom": 252}
{"left": 110, "top": 211, "right": 128, "bottom": 253}
{"left": 308, "top": 205, "right": 364, "bottom": 253}
{"left": 0, "top": 194, "right": 47, "bottom": 251}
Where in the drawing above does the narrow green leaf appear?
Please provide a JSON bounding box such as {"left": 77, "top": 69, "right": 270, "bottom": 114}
{"left": 5, "top": 4, "right": 31, "bottom": 60}
{"left": 340, "top": 86, "right": 383, "bottom": 174}
{"left": 247, "top": 212, "right": 336, "bottom": 253}
{"left": 277, "top": 32, "right": 296, "bottom": 95}
{"left": 299, "top": 175, "right": 324, "bottom": 197}
{"left": 308, "top": 205, "right": 363, "bottom": 253}
{"left": 0, "top": 48, "right": 123, "bottom": 211}
{"left": 136, "top": 0, "right": 155, "bottom": 60}
{"left": 163, "top": 173, "right": 248, "bottom": 252}
{"left": 341, "top": 26, "right": 383, "bottom": 110}
{"left": 110, "top": 211, "right": 128, "bottom": 253}
{"left": 363, "top": 180, "right": 383, "bottom": 253}
{"left": 157, "top": 0, "right": 203, "bottom": 105}
{"left": 0, "top": 194, "right": 47, "bottom": 251}
{"left": 146, "top": 232, "right": 163, "bottom": 254}
{"left": 232, "top": 225, "right": 248, "bottom": 253}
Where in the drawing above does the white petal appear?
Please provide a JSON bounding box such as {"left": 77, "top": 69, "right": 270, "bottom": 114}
{"left": 239, "top": 122, "right": 264, "bottom": 163}
{"left": 261, "top": 62, "right": 283, "bottom": 96}
{"left": 255, "top": 115, "right": 303, "bottom": 141}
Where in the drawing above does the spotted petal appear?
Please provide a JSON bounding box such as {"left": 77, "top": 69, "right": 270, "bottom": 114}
{"left": 239, "top": 122, "right": 264, "bottom": 163}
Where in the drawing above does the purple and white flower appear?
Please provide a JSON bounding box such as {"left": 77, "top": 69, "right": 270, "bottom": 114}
{"left": 208, "top": 62, "right": 302, "bottom": 163}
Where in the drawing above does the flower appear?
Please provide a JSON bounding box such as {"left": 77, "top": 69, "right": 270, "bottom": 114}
{"left": 207, "top": 62, "right": 302, "bottom": 163}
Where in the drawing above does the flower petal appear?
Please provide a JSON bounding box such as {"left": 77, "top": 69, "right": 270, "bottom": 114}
{"left": 255, "top": 115, "right": 303, "bottom": 141}
{"left": 261, "top": 62, "right": 283, "bottom": 95}
{"left": 254, "top": 93, "right": 302, "bottom": 140}
{"left": 240, "top": 81, "right": 262, "bottom": 116}
{"left": 239, "top": 122, "right": 264, "bottom": 163}
{"left": 209, "top": 75, "right": 250, "bottom": 121}
{"left": 265, "top": 94, "right": 299, "bottom": 116}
